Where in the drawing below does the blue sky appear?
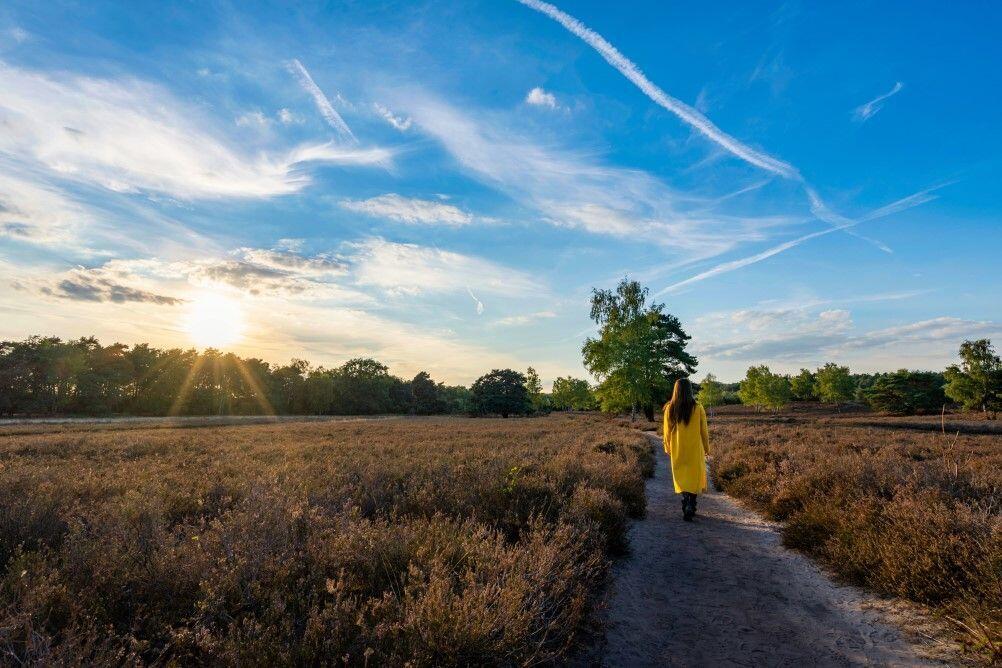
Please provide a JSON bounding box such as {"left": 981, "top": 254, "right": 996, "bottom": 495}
{"left": 1, "top": 0, "right": 999, "bottom": 385}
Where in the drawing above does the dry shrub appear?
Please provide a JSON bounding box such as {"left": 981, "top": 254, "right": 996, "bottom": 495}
{"left": 0, "top": 414, "right": 651, "bottom": 665}
{"left": 710, "top": 418, "right": 1001, "bottom": 662}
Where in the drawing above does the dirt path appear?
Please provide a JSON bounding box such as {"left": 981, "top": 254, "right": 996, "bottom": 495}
{"left": 593, "top": 433, "right": 949, "bottom": 667}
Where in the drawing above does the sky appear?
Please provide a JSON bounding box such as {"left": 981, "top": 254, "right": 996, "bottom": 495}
{"left": 1, "top": 0, "right": 1000, "bottom": 385}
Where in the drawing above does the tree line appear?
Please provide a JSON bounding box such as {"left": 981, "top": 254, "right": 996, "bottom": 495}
{"left": 0, "top": 336, "right": 602, "bottom": 418}
{"left": 696, "top": 339, "right": 1001, "bottom": 417}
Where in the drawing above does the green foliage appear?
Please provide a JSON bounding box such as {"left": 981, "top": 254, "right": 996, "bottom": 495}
{"left": 696, "top": 373, "right": 725, "bottom": 408}
{"left": 862, "top": 370, "right": 947, "bottom": 415}
{"left": 738, "top": 365, "right": 792, "bottom": 410}
{"left": 944, "top": 339, "right": 1002, "bottom": 417}
{"left": 0, "top": 336, "right": 472, "bottom": 417}
{"left": 790, "top": 368, "right": 816, "bottom": 400}
{"left": 471, "top": 369, "right": 530, "bottom": 417}
{"left": 814, "top": 362, "right": 855, "bottom": 405}
{"left": 582, "top": 279, "right": 696, "bottom": 418}
{"left": 550, "top": 377, "right": 597, "bottom": 410}
{"left": 524, "top": 367, "right": 546, "bottom": 413}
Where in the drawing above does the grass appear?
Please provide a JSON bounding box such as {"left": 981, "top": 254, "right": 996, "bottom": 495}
{"left": 0, "top": 413, "right": 653, "bottom": 666}
{"left": 708, "top": 406, "right": 1001, "bottom": 662}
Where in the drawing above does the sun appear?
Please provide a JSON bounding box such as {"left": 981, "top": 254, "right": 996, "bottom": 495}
{"left": 183, "top": 291, "right": 245, "bottom": 349}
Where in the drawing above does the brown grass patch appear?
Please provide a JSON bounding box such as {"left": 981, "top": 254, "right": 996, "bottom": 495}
{"left": 710, "top": 415, "right": 1001, "bottom": 662}
{"left": 0, "top": 414, "right": 652, "bottom": 665}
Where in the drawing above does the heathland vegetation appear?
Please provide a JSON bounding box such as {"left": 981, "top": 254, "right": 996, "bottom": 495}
{"left": 0, "top": 414, "right": 652, "bottom": 665}
{"left": 709, "top": 406, "right": 1000, "bottom": 659}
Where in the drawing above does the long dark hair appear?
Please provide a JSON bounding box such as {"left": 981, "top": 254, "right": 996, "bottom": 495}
{"left": 666, "top": 377, "right": 697, "bottom": 432}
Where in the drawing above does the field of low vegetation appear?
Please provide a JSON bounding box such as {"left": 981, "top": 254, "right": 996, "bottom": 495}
{"left": 0, "top": 414, "right": 652, "bottom": 665}
{"left": 708, "top": 405, "right": 1001, "bottom": 661}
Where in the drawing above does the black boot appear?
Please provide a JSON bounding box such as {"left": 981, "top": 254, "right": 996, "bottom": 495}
{"left": 682, "top": 492, "right": 696, "bottom": 521}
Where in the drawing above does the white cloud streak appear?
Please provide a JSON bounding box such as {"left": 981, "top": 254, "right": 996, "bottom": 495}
{"left": 657, "top": 187, "right": 939, "bottom": 294}
{"left": 515, "top": 0, "right": 799, "bottom": 179}
{"left": 341, "top": 193, "right": 474, "bottom": 226}
{"left": 515, "top": 0, "right": 898, "bottom": 255}
{"left": 0, "top": 62, "right": 388, "bottom": 198}
{"left": 854, "top": 82, "right": 904, "bottom": 122}
{"left": 373, "top": 103, "right": 412, "bottom": 131}
{"left": 286, "top": 59, "right": 356, "bottom": 141}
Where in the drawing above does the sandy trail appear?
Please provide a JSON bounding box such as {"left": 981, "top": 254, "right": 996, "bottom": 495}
{"left": 593, "top": 433, "right": 946, "bottom": 667}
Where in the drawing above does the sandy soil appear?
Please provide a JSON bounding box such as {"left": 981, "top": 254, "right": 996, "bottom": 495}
{"left": 587, "top": 433, "right": 960, "bottom": 667}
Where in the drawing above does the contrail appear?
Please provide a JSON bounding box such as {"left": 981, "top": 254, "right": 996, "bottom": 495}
{"left": 515, "top": 0, "right": 799, "bottom": 179}
{"left": 656, "top": 188, "right": 939, "bottom": 295}
{"left": 515, "top": 0, "right": 895, "bottom": 253}
{"left": 467, "top": 286, "right": 485, "bottom": 315}
{"left": 287, "top": 59, "right": 355, "bottom": 142}
{"left": 854, "top": 82, "right": 904, "bottom": 121}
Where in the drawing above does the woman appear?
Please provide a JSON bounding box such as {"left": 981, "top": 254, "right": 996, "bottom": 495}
{"left": 662, "top": 377, "right": 710, "bottom": 521}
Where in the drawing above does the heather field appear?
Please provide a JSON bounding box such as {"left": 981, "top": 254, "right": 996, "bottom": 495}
{"left": 0, "top": 414, "right": 652, "bottom": 666}
{"left": 708, "top": 405, "right": 1001, "bottom": 661}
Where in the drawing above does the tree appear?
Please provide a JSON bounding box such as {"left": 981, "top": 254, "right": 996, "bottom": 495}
{"left": 815, "top": 363, "right": 855, "bottom": 407}
{"left": 696, "top": 373, "right": 725, "bottom": 409}
{"left": 738, "top": 365, "right": 791, "bottom": 410}
{"left": 863, "top": 370, "right": 946, "bottom": 415}
{"left": 582, "top": 279, "right": 696, "bottom": 420}
{"left": 944, "top": 339, "right": 1002, "bottom": 418}
{"left": 524, "top": 367, "right": 546, "bottom": 413}
{"left": 410, "top": 371, "right": 444, "bottom": 415}
{"left": 471, "top": 369, "right": 530, "bottom": 418}
{"left": 790, "top": 369, "right": 816, "bottom": 401}
{"left": 550, "top": 376, "right": 597, "bottom": 410}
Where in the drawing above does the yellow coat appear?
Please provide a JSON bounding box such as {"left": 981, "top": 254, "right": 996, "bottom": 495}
{"left": 663, "top": 403, "right": 710, "bottom": 494}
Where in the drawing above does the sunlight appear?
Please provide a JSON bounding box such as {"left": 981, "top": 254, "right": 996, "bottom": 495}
{"left": 183, "top": 291, "right": 245, "bottom": 349}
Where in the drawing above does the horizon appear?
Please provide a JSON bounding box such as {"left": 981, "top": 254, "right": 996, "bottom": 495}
{"left": 2, "top": 1, "right": 1000, "bottom": 388}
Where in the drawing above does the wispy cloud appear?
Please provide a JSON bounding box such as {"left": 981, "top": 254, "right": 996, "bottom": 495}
{"left": 400, "top": 93, "right": 794, "bottom": 256}
{"left": 286, "top": 59, "right": 356, "bottom": 141}
{"left": 341, "top": 193, "right": 475, "bottom": 226}
{"left": 515, "top": 0, "right": 799, "bottom": 179}
{"left": 0, "top": 62, "right": 388, "bottom": 199}
{"left": 467, "top": 287, "right": 485, "bottom": 315}
{"left": 373, "top": 102, "right": 412, "bottom": 131}
{"left": 514, "top": 0, "right": 898, "bottom": 255}
{"left": 853, "top": 82, "right": 904, "bottom": 122}
{"left": 525, "top": 86, "right": 558, "bottom": 109}
{"left": 346, "top": 238, "right": 539, "bottom": 297}
{"left": 657, "top": 187, "right": 940, "bottom": 294}
{"left": 41, "top": 268, "right": 184, "bottom": 305}
{"left": 494, "top": 310, "right": 557, "bottom": 326}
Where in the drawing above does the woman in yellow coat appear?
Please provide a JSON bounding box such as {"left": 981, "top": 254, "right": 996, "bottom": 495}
{"left": 663, "top": 377, "right": 710, "bottom": 521}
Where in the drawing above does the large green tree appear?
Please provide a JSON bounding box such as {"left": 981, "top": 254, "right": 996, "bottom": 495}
{"left": 582, "top": 279, "right": 696, "bottom": 420}
{"left": 738, "top": 365, "right": 792, "bottom": 411}
{"left": 863, "top": 370, "right": 946, "bottom": 415}
{"left": 815, "top": 363, "right": 855, "bottom": 407}
{"left": 471, "top": 369, "right": 530, "bottom": 418}
{"left": 550, "top": 376, "right": 597, "bottom": 410}
{"left": 790, "top": 368, "right": 816, "bottom": 401}
{"left": 945, "top": 339, "right": 1002, "bottom": 417}
{"left": 696, "top": 373, "right": 725, "bottom": 409}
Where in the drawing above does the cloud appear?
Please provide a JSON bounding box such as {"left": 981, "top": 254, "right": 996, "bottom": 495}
{"left": 277, "top": 108, "right": 301, "bottom": 125}
{"left": 514, "top": 0, "right": 899, "bottom": 256}
{"left": 0, "top": 172, "right": 87, "bottom": 246}
{"left": 42, "top": 267, "right": 184, "bottom": 305}
{"left": 494, "top": 310, "right": 557, "bottom": 326}
{"left": 525, "top": 87, "right": 558, "bottom": 109}
{"left": 657, "top": 187, "right": 940, "bottom": 294}
{"left": 7, "top": 27, "right": 30, "bottom": 43}
{"left": 400, "top": 94, "right": 793, "bottom": 255}
{"left": 340, "top": 193, "right": 475, "bottom": 226}
{"left": 286, "top": 59, "right": 356, "bottom": 141}
{"left": 373, "top": 103, "right": 412, "bottom": 131}
{"left": 0, "top": 62, "right": 389, "bottom": 198}
{"left": 346, "top": 238, "right": 539, "bottom": 296}
{"left": 467, "top": 287, "right": 485, "bottom": 315}
{"left": 853, "top": 82, "right": 904, "bottom": 122}
{"left": 515, "top": 0, "right": 798, "bottom": 179}
{"left": 235, "top": 110, "right": 271, "bottom": 129}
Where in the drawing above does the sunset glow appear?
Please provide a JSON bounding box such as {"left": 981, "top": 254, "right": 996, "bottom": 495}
{"left": 183, "top": 292, "right": 245, "bottom": 349}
